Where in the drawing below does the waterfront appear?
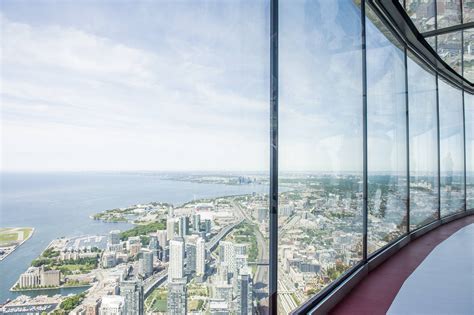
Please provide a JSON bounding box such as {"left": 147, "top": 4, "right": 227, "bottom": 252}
{"left": 0, "top": 172, "right": 267, "bottom": 303}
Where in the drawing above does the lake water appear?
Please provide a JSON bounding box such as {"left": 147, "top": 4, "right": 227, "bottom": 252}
{"left": 0, "top": 172, "right": 267, "bottom": 303}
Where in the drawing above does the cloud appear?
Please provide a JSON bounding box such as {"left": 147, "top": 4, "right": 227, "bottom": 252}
{"left": 0, "top": 6, "right": 269, "bottom": 172}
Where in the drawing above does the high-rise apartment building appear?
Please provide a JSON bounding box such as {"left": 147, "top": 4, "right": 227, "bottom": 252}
{"left": 196, "top": 237, "right": 206, "bottom": 277}
{"left": 178, "top": 216, "right": 190, "bottom": 237}
{"left": 169, "top": 237, "right": 185, "bottom": 281}
{"left": 185, "top": 242, "right": 196, "bottom": 275}
{"left": 108, "top": 230, "right": 121, "bottom": 246}
{"left": 237, "top": 267, "right": 253, "bottom": 315}
{"left": 193, "top": 213, "right": 201, "bottom": 232}
{"left": 167, "top": 218, "right": 175, "bottom": 241}
{"left": 167, "top": 278, "right": 187, "bottom": 315}
{"left": 119, "top": 279, "right": 143, "bottom": 315}
{"left": 99, "top": 295, "right": 124, "bottom": 315}
{"left": 138, "top": 249, "right": 153, "bottom": 278}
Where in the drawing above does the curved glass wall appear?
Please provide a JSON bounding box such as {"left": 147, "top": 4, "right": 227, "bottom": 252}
{"left": 467, "top": 92, "right": 474, "bottom": 210}
{"left": 1, "top": 1, "right": 473, "bottom": 314}
{"left": 279, "top": 0, "right": 363, "bottom": 312}
{"left": 464, "top": 29, "right": 474, "bottom": 82}
{"left": 439, "top": 79, "right": 465, "bottom": 216}
{"left": 464, "top": 0, "right": 474, "bottom": 23}
{"left": 406, "top": 0, "right": 436, "bottom": 32}
{"left": 408, "top": 56, "right": 439, "bottom": 229}
{"left": 366, "top": 6, "right": 408, "bottom": 254}
{"left": 437, "top": 31, "right": 462, "bottom": 75}
{"left": 436, "top": 0, "right": 462, "bottom": 28}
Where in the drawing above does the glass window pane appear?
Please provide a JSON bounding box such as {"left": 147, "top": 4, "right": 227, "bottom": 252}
{"left": 437, "top": 0, "right": 462, "bottom": 28}
{"left": 366, "top": 6, "right": 408, "bottom": 254}
{"left": 464, "top": 29, "right": 474, "bottom": 82}
{"left": 408, "top": 56, "right": 439, "bottom": 229}
{"left": 463, "top": 0, "right": 474, "bottom": 23}
{"left": 0, "top": 1, "right": 269, "bottom": 313}
{"left": 439, "top": 79, "right": 465, "bottom": 216}
{"left": 466, "top": 92, "right": 474, "bottom": 209}
{"left": 437, "top": 31, "right": 462, "bottom": 74}
{"left": 279, "top": 0, "right": 363, "bottom": 311}
{"left": 406, "top": 0, "right": 436, "bottom": 32}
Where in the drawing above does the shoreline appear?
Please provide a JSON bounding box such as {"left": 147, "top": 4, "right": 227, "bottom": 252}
{"left": 0, "top": 227, "right": 35, "bottom": 262}
{"left": 10, "top": 284, "right": 91, "bottom": 292}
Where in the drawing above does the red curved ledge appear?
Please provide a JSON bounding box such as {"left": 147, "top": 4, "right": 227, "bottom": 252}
{"left": 329, "top": 214, "right": 474, "bottom": 315}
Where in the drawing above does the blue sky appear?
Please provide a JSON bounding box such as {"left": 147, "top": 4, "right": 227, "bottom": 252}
{"left": 1, "top": 0, "right": 461, "bottom": 172}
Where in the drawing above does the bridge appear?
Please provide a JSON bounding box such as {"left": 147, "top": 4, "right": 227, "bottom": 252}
{"left": 206, "top": 219, "right": 244, "bottom": 252}
{"left": 143, "top": 271, "right": 167, "bottom": 298}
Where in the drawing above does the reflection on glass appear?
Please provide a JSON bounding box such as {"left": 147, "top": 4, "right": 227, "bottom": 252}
{"left": 366, "top": 6, "right": 408, "bottom": 254}
{"left": 463, "top": 0, "right": 474, "bottom": 23}
{"left": 279, "top": 0, "right": 363, "bottom": 312}
{"left": 406, "top": 0, "right": 436, "bottom": 32}
{"left": 464, "top": 29, "right": 474, "bottom": 82}
{"left": 437, "top": 0, "right": 462, "bottom": 28}
{"left": 408, "top": 56, "right": 439, "bottom": 229}
{"left": 466, "top": 93, "right": 474, "bottom": 209}
{"left": 439, "top": 79, "right": 465, "bottom": 216}
{"left": 437, "top": 31, "right": 462, "bottom": 74}
{"left": 427, "top": 36, "right": 437, "bottom": 51}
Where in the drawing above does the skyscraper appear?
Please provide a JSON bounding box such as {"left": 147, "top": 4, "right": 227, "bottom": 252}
{"left": 169, "top": 237, "right": 185, "bottom": 281}
{"left": 119, "top": 279, "right": 144, "bottom": 315}
{"left": 148, "top": 235, "right": 159, "bottom": 259}
{"left": 237, "top": 267, "right": 253, "bottom": 315}
{"left": 204, "top": 219, "right": 211, "bottom": 233}
{"left": 185, "top": 242, "right": 196, "bottom": 275}
{"left": 156, "top": 230, "right": 167, "bottom": 249}
{"left": 138, "top": 249, "right": 153, "bottom": 278}
{"left": 178, "top": 216, "right": 190, "bottom": 237}
{"left": 193, "top": 213, "right": 201, "bottom": 232}
{"left": 219, "top": 241, "right": 235, "bottom": 278}
{"left": 167, "top": 278, "right": 187, "bottom": 315}
{"left": 196, "top": 237, "right": 206, "bottom": 277}
{"left": 167, "top": 218, "right": 175, "bottom": 241}
{"left": 108, "top": 230, "right": 121, "bottom": 245}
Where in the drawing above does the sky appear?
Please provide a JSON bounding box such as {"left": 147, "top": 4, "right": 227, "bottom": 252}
{"left": 0, "top": 0, "right": 465, "bottom": 173}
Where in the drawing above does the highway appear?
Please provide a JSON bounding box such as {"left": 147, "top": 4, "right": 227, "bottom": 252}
{"left": 206, "top": 219, "right": 244, "bottom": 252}
{"left": 232, "top": 201, "right": 269, "bottom": 302}
{"left": 143, "top": 270, "right": 168, "bottom": 297}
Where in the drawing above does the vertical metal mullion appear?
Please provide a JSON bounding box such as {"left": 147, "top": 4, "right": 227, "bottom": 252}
{"left": 435, "top": 1, "right": 441, "bottom": 219}
{"left": 461, "top": 0, "right": 466, "bottom": 211}
{"left": 436, "top": 73, "right": 441, "bottom": 220}
{"left": 463, "top": 90, "right": 467, "bottom": 211}
{"left": 362, "top": 0, "right": 369, "bottom": 262}
{"left": 269, "top": 0, "right": 278, "bottom": 313}
{"left": 405, "top": 47, "right": 410, "bottom": 232}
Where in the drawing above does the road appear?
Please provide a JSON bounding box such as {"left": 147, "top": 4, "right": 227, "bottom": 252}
{"left": 232, "top": 201, "right": 269, "bottom": 302}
